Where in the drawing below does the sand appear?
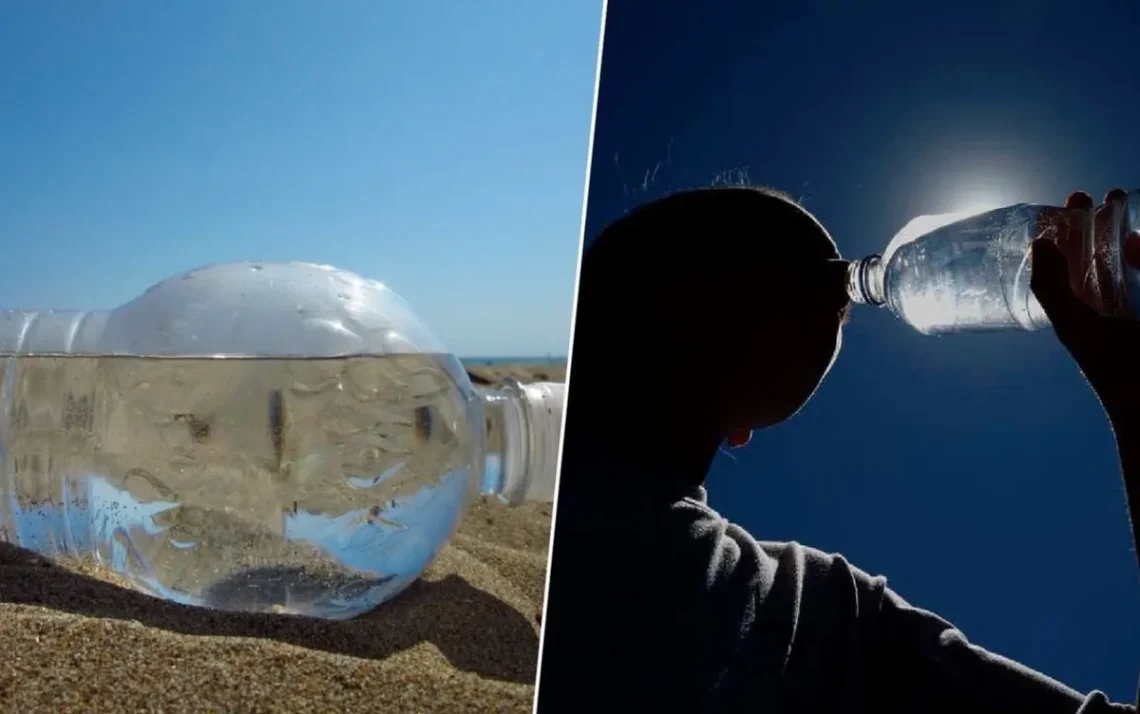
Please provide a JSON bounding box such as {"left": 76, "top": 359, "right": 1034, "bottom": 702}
{"left": 0, "top": 361, "right": 563, "bottom": 714}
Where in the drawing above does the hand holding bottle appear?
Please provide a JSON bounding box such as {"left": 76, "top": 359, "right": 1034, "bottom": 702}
{"left": 1031, "top": 188, "right": 1140, "bottom": 578}
{"left": 1030, "top": 189, "right": 1140, "bottom": 423}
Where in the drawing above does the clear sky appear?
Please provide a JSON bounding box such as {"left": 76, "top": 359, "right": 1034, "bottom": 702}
{"left": 0, "top": 0, "right": 600, "bottom": 358}
{"left": 586, "top": 0, "right": 1140, "bottom": 701}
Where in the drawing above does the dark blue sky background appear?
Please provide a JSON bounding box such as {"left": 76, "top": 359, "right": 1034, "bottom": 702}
{"left": 583, "top": 0, "right": 1140, "bottom": 700}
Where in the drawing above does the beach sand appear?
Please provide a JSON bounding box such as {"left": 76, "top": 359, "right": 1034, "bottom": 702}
{"left": 0, "top": 361, "right": 563, "bottom": 714}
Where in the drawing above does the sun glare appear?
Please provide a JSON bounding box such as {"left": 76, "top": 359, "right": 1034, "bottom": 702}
{"left": 884, "top": 178, "right": 1026, "bottom": 257}
{"left": 940, "top": 171, "right": 1029, "bottom": 217}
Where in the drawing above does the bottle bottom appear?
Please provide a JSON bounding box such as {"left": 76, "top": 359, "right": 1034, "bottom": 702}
{"left": 3, "top": 468, "right": 471, "bottom": 619}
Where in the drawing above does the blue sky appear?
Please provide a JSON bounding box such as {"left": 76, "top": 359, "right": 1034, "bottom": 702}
{"left": 0, "top": 1, "right": 600, "bottom": 358}
{"left": 584, "top": 0, "right": 1140, "bottom": 701}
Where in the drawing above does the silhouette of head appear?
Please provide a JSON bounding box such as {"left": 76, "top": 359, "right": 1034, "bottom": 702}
{"left": 572, "top": 187, "right": 849, "bottom": 437}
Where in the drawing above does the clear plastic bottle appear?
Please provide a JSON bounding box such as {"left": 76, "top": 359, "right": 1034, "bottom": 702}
{"left": 0, "top": 262, "right": 564, "bottom": 619}
{"left": 847, "top": 190, "right": 1140, "bottom": 334}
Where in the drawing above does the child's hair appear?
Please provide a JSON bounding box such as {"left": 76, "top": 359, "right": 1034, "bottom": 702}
{"left": 573, "top": 187, "right": 836, "bottom": 357}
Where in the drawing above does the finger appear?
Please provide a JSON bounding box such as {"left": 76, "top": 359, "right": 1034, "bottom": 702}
{"left": 1032, "top": 192, "right": 1090, "bottom": 278}
{"left": 1104, "top": 188, "right": 1132, "bottom": 243}
{"left": 1114, "top": 190, "right": 1138, "bottom": 272}
{"left": 1104, "top": 187, "right": 1128, "bottom": 205}
{"left": 1030, "top": 238, "right": 1099, "bottom": 339}
{"left": 1093, "top": 199, "right": 1123, "bottom": 311}
{"left": 1057, "top": 191, "right": 1095, "bottom": 303}
{"left": 1066, "top": 191, "right": 1095, "bottom": 209}
{"left": 1125, "top": 231, "right": 1140, "bottom": 270}
{"left": 1095, "top": 189, "right": 1133, "bottom": 313}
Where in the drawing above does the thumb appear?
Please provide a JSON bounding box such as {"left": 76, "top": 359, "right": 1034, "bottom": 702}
{"left": 1030, "top": 238, "right": 1098, "bottom": 337}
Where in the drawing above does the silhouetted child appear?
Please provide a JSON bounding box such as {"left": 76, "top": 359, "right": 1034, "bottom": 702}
{"left": 538, "top": 187, "right": 1137, "bottom": 713}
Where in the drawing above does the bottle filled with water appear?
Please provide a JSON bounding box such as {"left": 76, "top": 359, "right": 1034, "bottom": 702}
{"left": 846, "top": 190, "right": 1140, "bottom": 334}
{"left": 0, "top": 262, "right": 564, "bottom": 620}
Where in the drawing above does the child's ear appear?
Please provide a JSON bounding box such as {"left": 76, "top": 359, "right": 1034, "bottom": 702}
{"left": 726, "top": 429, "right": 752, "bottom": 448}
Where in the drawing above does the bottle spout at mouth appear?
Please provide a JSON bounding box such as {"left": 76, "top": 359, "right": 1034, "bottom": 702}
{"left": 847, "top": 254, "right": 886, "bottom": 307}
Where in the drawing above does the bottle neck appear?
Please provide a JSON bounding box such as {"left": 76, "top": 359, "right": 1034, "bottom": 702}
{"left": 847, "top": 255, "right": 886, "bottom": 307}
{"left": 478, "top": 379, "right": 565, "bottom": 506}
{"left": 0, "top": 310, "right": 110, "bottom": 355}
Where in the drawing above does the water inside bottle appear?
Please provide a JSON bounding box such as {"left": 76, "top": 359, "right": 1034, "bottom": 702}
{"left": 878, "top": 204, "right": 1051, "bottom": 333}
{"left": 0, "top": 352, "right": 480, "bottom": 619}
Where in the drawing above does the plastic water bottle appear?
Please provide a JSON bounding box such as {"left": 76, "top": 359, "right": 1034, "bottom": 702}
{"left": 846, "top": 191, "right": 1140, "bottom": 335}
{"left": 0, "top": 262, "right": 564, "bottom": 620}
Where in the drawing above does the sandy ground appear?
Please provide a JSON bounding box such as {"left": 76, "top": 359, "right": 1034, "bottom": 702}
{"left": 0, "top": 361, "right": 563, "bottom": 714}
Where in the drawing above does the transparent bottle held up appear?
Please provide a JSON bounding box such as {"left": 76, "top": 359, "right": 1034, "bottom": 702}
{"left": 846, "top": 190, "right": 1140, "bottom": 334}
{"left": 0, "top": 262, "right": 564, "bottom": 620}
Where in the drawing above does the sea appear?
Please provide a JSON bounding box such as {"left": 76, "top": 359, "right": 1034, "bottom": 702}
{"left": 459, "top": 356, "right": 567, "bottom": 367}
